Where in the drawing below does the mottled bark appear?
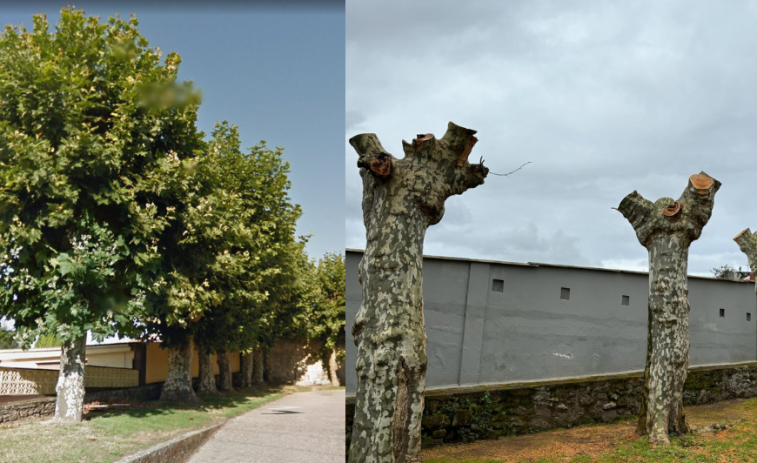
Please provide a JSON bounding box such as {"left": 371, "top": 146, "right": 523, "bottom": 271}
{"left": 734, "top": 229, "right": 757, "bottom": 297}
{"left": 197, "top": 351, "right": 218, "bottom": 395}
{"left": 160, "top": 342, "right": 200, "bottom": 403}
{"left": 617, "top": 172, "right": 720, "bottom": 445}
{"left": 348, "top": 122, "right": 489, "bottom": 463}
{"left": 328, "top": 348, "right": 340, "bottom": 387}
{"left": 218, "top": 351, "right": 233, "bottom": 391}
{"left": 252, "top": 349, "right": 264, "bottom": 385}
{"left": 54, "top": 337, "right": 86, "bottom": 423}
{"left": 240, "top": 352, "right": 254, "bottom": 388}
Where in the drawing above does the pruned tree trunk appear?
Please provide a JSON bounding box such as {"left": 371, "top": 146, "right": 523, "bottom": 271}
{"left": 328, "top": 348, "right": 340, "bottom": 387}
{"left": 348, "top": 122, "right": 489, "bottom": 463}
{"left": 734, "top": 229, "right": 757, "bottom": 296}
{"left": 160, "top": 342, "right": 200, "bottom": 403}
{"left": 617, "top": 172, "right": 720, "bottom": 445}
{"left": 197, "top": 350, "right": 218, "bottom": 395}
{"left": 54, "top": 337, "right": 86, "bottom": 423}
{"left": 252, "top": 349, "right": 264, "bottom": 385}
{"left": 218, "top": 351, "right": 233, "bottom": 391}
{"left": 240, "top": 352, "right": 254, "bottom": 388}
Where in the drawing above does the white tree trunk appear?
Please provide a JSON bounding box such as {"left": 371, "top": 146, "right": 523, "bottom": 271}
{"left": 240, "top": 352, "right": 254, "bottom": 388}
{"left": 734, "top": 229, "right": 757, "bottom": 298}
{"left": 328, "top": 348, "right": 340, "bottom": 387}
{"left": 160, "top": 342, "right": 200, "bottom": 403}
{"left": 218, "top": 351, "right": 233, "bottom": 391}
{"left": 348, "top": 122, "right": 489, "bottom": 463}
{"left": 197, "top": 350, "right": 218, "bottom": 395}
{"left": 54, "top": 337, "right": 86, "bottom": 423}
{"left": 618, "top": 172, "right": 720, "bottom": 445}
{"left": 252, "top": 349, "right": 264, "bottom": 385}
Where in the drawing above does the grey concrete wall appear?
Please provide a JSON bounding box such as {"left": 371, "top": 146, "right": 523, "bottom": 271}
{"left": 345, "top": 250, "right": 757, "bottom": 395}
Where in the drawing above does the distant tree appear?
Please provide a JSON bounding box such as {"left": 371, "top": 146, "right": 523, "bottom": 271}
{"left": 711, "top": 264, "right": 751, "bottom": 280}
{"left": 308, "top": 252, "right": 345, "bottom": 386}
{"left": 0, "top": 325, "right": 17, "bottom": 349}
{"left": 193, "top": 122, "right": 301, "bottom": 393}
{"left": 0, "top": 8, "right": 202, "bottom": 422}
{"left": 34, "top": 334, "right": 62, "bottom": 348}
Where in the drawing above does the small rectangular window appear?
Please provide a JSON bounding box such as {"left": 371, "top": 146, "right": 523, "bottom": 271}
{"left": 720, "top": 308, "right": 725, "bottom": 318}
{"left": 621, "top": 295, "right": 630, "bottom": 306}
{"left": 748, "top": 313, "right": 752, "bottom": 322}
{"left": 560, "top": 287, "right": 570, "bottom": 300}
{"left": 492, "top": 279, "right": 504, "bottom": 292}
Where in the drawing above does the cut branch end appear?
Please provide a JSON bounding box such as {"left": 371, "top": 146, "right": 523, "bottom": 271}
{"left": 689, "top": 173, "right": 715, "bottom": 195}
{"left": 663, "top": 201, "right": 682, "bottom": 217}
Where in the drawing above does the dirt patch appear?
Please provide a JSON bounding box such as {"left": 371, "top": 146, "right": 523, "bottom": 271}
{"left": 423, "top": 399, "right": 752, "bottom": 462}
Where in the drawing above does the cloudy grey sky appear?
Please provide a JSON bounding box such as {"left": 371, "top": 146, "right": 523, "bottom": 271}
{"left": 346, "top": 0, "right": 757, "bottom": 276}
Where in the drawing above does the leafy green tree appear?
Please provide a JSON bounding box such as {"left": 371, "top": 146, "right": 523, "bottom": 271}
{"left": 308, "top": 252, "right": 345, "bottom": 386}
{"left": 192, "top": 122, "right": 303, "bottom": 391}
{"left": 34, "top": 333, "right": 61, "bottom": 348}
{"left": 0, "top": 325, "right": 17, "bottom": 349}
{"left": 711, "top": 264, "right": 751, "bottom": 280}
{"left": 0, "top": 8, "right": 202, "bottom": 421}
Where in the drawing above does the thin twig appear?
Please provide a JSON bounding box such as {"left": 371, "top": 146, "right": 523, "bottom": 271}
{"left": 489, "top": 161, "right": 532, "bottom": 177}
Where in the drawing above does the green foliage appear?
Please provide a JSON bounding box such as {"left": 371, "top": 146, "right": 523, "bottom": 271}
{"left": 0, "top": 324, "right": 17, "bottom": 349}
{"left": 142, "top": 121, "right": 304, "bottom": 354}
{"left": 711, "top": 264, "right": 751, "bottom": 280}
{"left": 307, "top": 252, "right": 345, "bottom": 357}
{"left": 34, "top": 333, "right": 61, "bottom": 348}
{"left": 0, "top": 7, "right": 202, "bottom": 347}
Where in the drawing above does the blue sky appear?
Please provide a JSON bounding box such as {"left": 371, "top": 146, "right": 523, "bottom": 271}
{"left": 3, "top": 2, "right": 345, "bottom": 261}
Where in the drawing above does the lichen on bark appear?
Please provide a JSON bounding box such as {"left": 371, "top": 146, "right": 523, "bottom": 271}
{"left": 240, "top": 352, "right": 254, "bottom": 388}
{"left": 54, "top": 337, "right": 86, "bottom": 423}
{"left": 734, "top": 229, "right": 757, "bottom": 297}
{"left": 348, "top": 122, "right": 489, "bottom": 463}
{"left": 617, "top": 172, "right": 720, "bottom": 445}
{"left": 197, "top": 350, "right": 218, "bottom": 395}
{"left": 252, "top": 349, "right": 264, "bottom": 384}
{"left": 160, "top": 342, "right": 200, "bottom": 403}
{"left": 328, "top": 348, "right": 340, "bottom": 387}
{"left": 218, "top": 351, "right": 233, "bottom": 391}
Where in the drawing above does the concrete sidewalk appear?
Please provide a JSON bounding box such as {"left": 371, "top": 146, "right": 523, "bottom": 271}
{"left": 188, "top": 388, "right": 345, "bottom": 463}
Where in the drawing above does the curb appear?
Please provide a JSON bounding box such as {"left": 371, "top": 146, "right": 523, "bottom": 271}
{"left": 115, "top": 422, "right": 224, "bottom": 463}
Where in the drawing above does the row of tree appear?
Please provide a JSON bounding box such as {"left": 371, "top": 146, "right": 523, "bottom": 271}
{"left": 345, "top": 118, "right": 740, "bottom": 461}
{"left": 0, "top": 8, "right": 344, "bottom": 424}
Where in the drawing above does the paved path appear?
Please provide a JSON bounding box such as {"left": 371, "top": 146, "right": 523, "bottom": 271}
{"left": 188, "top": 388, "right": 345, "bottom": 463}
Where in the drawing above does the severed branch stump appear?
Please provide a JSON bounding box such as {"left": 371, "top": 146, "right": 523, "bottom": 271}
{"left": 734, "top": 229, "right": 757, "bottom": 296}
{"left": 617, "top": 172, "right": 720, "bottom": 446}
{"left": 348, "top": 122, "right": 489, "bottom": 463}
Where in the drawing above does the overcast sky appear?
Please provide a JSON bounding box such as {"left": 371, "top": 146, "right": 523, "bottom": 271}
{"left": 346, "top": 0, "right": 757, "bottom": 276}
{"left": 4, "top": 0, "right": 344, "bottom": 261}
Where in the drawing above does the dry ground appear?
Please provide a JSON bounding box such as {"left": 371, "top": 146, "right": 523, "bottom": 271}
{"left": 423, "top": 398, "right": 757, "bottom": 463}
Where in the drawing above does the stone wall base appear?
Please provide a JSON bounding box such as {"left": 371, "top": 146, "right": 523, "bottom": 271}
{"left": 0, "top": 383, "right": 162, "bottom": 425}
{"left": 345, "top": 362, "right": 757, "bottom": 450}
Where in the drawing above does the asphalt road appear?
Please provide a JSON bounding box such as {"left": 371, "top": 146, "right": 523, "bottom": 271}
{"left": 188, "top": 388, "right": 345, "bottom": 463}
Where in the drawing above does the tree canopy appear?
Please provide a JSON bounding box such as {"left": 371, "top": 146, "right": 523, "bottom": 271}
{"left": 0, "top": 8, "right": 202, "bottom": 348}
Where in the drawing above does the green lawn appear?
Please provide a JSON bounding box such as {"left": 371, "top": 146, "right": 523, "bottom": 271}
{"left": 0, "top": 387, "right": 287, "bottom": 463}
{"left": 423, "top": 398, "right": 757, "bottom": 463}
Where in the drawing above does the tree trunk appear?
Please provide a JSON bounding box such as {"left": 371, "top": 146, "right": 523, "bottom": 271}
{"left": 54, "top": 337, "right": 86, "bottom": 423}
{"left": 218, "top": 351, "right": 233, "bottom": 391}
{"left": 160, "top": 342, "right": 200, "bottom": 403}
{"left": 197, "top": 350, "right": 218, "bottom": 395}
{"left": 617, "top": 172, "right": 720, "bottom": 445}
{"left": 252, "top": 349, "right": 264, "bottom": 385}
{"left": 734, "top": 229, "right": 757, "bottom": 297}
{"left": 240, "top": 352, "right": 254, "bottom": 388}
{"left": 348, "top": 122, "right": 488, "bottom": 463}
{"left": 328, "top": 348, "right": 340, "bottom": 387}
